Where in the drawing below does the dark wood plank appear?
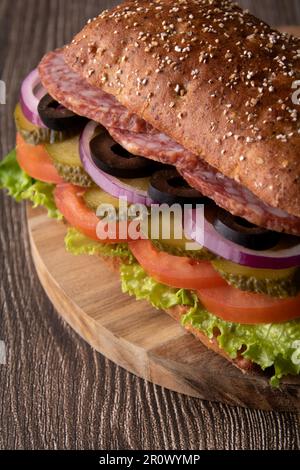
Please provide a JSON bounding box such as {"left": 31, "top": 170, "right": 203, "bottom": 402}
{"left": 1, "top": 0, "right": 300, "bottom": 450}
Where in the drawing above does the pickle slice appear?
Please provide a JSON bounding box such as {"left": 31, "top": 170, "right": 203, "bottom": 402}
{"left": 145, "top": 211, "right": 215, "bottom": 260}
{"left": 151, "top": 239, "right": 215, "bottom": 260}
{"left": 83, "top": 186, "right": 120, "bottom": 211}
{"left": 213, "top": 259, "right": 300, "bottom": 298}
{"left": 119, "top": 177, "right": 150, "bottom": 192}
{"left": 45, "top": 135, "right": 92, "bottom": 187}
{"left": 14, "top": 104, "right": 66, "bottom": 145}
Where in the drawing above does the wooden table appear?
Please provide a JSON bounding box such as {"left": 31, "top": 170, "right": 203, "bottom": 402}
{"left": 1, "top": 0, "right": 300, "bottom": 450}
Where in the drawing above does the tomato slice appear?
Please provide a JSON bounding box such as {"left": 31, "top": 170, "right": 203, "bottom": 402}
{"left": 54, "top": 183, "right": 100, "bottom": 240}
{"left": 197, "top": 285, "right": 300, "bottom": 324}
{"left": 16, "top": 133, "right": 63, "bottom": 184}
{"left": 128, "top": 239, "right": 227, "bottom": 290}
{"left": 54, "top": 183, "right": 140, "bottom": 243}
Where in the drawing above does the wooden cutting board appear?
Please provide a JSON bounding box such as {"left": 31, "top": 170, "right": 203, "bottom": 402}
{"left": 26, "top": 26, "right": 300, "bottom": 412}
{"left": 27, "top": 205, "right": 300, "bottom": 412}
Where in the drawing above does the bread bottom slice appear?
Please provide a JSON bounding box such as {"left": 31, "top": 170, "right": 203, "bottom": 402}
{"left": 101, "top": 255, "right": 254, "bottom": 374}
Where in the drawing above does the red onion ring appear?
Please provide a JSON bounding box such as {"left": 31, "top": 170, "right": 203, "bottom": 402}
{"left": 20, "top": 69, "right": 47, "bottom": 128}
{"left": 79, "top": 121, "right": 154, "bottom": 206}
{"left": 185, "top": 209, "right": 300, "bottom": 269}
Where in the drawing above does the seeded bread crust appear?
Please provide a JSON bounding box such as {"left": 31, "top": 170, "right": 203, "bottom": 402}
{"left": 64, "top": 0, "right": 300, "bottom": 218}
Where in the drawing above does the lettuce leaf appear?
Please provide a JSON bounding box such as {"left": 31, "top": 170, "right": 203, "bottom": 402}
{"left": 182, "top": 304, "right": 300, "bottom": 387}
{"left": 0, "top": 149, "right": 32, "bottom": 200}
{"left": 21, "top": 181, "right": 62, "bottom": 219}
{"left": 120, "top": 262, "right": 300, "bottom": 386}
{"left": 0, "top": 149, "right": 62, "bottom": 219}
{"left": 121, "top": 262, "right": 195, "bottom": 310}
{"left": 65, "top": 227, "right": 135, "bottom": 263}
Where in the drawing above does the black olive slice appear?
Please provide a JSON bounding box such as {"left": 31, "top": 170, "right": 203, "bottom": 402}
{"left": 213, "top": 208, "right": 280, "bottom": 250}
{"left": 90, "top": 132, "right": 158, "bottom": 178}
{"left": 38, "top": 94, "right": 88, "bottom": 131}
{"left": 148, "top": 168, "right": 208, "bottom": 205}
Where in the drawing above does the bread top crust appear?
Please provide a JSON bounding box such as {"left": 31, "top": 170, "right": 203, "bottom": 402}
{"left": 63, "top": 0, "right": 300, "bottom": 217}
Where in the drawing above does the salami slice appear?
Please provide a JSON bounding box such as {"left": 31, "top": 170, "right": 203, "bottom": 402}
{"left": 108, "top": 127, "right": 300, "bottom": 236}
{"left": 38, "top": 49, "right": 152, "bottom": 133}
{"left": 108, "top": 127, "right": 198, "bottom": 167}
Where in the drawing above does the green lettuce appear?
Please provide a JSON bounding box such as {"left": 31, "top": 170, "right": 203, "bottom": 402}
{"left": 0, "top": 149, "right": 32, "bottom": 200}
{"left": 21, "top": 181, "right": 62, "bottom": 219}
{"left": 0, "top": 149, "right": 62, "bottom": 219}
{"left": 182, "top": 304, "right": 300, "bottom": 387}
{"left": 121, "top": 262, "right": 194, "bottom": 310}
{"left": 65, "top": 227, "right": 135, "bottom": 263}
{"left": 121, "top": 263, "right": 300, "bottom": 386}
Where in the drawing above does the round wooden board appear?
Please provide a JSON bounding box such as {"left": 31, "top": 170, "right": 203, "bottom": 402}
{"left": 27, "top": 205, "right": 300, "bottom": 411}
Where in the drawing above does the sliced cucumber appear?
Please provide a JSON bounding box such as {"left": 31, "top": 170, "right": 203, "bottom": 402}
{"left": 14, "top": 104, "right": 66, "bottom": 145}
{"left": 83, "top": 186, "right": 120, "bottom": 211}
{"left": 45, "top": 135, "right": 92, "bottom": 187}
{"left": 44, "top": 135, "right": 82, "bottom": 166}
{"left": 53, "top": 163, "right": 93, "bottom": 187}
{"left": 213, "top": 259, "right": 300, "bottom": 298}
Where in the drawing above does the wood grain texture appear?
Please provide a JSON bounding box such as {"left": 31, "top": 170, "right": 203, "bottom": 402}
{"left": 0, "top": 0, "right": 300, "bottom": 450}
{"left": 26, "top": 206, "right": 300, "bottom": 412}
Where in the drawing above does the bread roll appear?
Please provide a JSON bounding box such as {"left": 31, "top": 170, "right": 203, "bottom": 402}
{"left": 64, "top": 0, "right": 300, "bottom": 218}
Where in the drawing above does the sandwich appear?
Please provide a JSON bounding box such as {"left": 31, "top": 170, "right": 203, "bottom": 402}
{"left": 1, "top": 0, "right": 300, "bottom": 387}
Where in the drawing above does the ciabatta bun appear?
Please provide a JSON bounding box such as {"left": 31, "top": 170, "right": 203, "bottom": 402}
{"left": 64, "top": 0, "right": 300, "bottom": 218}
